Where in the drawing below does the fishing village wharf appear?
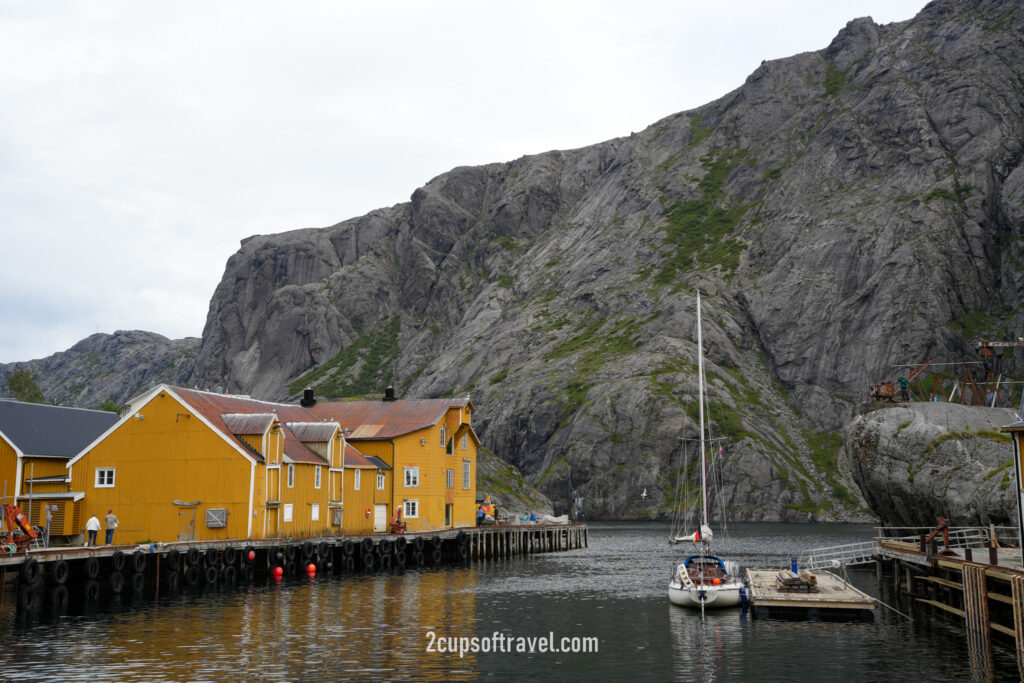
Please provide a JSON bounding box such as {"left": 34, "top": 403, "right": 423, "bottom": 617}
{"left": 0, "top": 522, "right": 589, "bottom": 611}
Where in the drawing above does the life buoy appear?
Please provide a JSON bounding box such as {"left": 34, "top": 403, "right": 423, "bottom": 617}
{"left": 365, "top": 507, "right": 371, "bottom": 518}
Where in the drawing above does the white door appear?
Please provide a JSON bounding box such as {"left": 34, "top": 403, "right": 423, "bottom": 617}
{"left": 373, "top": 504, "right": 388, "bottom": 533}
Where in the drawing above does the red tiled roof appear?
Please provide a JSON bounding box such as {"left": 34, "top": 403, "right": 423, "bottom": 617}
{"left": 343, "top": 442, "right": 377, "bottom": 469}
{"left": 310, "top": 398, "right": 471, "bottom": 439}
{"left": 281, "top": 423, "right": 328, "bottom": 466}
{"left": 171, "top": 387, "right": 326, "bottom": 465}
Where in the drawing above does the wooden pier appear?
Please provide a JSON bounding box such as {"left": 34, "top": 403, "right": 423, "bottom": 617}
{"left": 745, "top": 568, "right": 876, "bottom": 620}
{"left": 0, "top": 523, "right": 587, "bottom": 611}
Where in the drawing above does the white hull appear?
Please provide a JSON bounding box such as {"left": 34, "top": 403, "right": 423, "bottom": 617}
{"left": 667, "top": 581, "right": 744, "bottom": 608}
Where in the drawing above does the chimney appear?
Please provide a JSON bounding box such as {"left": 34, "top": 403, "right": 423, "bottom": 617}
{"left": 300, "top": 387, "right": 316, "bottom": 407}
{"left": 383, "top": 385, "right": 396, "bottom": 401}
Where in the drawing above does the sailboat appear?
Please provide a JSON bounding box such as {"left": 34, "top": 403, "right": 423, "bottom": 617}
{"left": 667, "top": 291, "right": 745, "bottom": 610}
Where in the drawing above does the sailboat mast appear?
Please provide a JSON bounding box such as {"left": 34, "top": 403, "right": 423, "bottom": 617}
{"left": 696, "top": 291, "right": 708, "bottom": 529}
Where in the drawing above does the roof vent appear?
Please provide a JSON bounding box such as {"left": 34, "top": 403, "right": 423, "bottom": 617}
{"left": 383, "top": 385, "right": 397, "bottom": 402}
{"left": 300, "top": 388, "right": 316, "bottom": 407}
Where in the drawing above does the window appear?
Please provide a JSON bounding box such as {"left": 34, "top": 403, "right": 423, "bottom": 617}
{"left": 287, "top": 464, "right": 295, "bottom": 488}
{"left": 95, "top": 468, "right": 115, "bottom": 488}
{"left": 331, "top": 507, "right": 343, "bottom": 526}
{"left": 314, "top": 466, "right": 321, "bottom": 489}
{"left": 354, "top": 469, "right": 361, "bottom": 491}
{"left": 377, "top": 471, "right": 385, "bottom": 490}
{"left": 461, "top": 433, "right": 468, "bottom": 450}
{"left": 446, "top": 436, "right": 454, "bottom": 455}
{"left": 446, "top": 469, "right": 454, "bottom": 488}
{"left": 439, "top": 425, "right": 446, "bottom": 447}
{"left": 404, "top": 500, "right": 419, "bottom": 518}
{"left": 463, "top": 459, "right": 471, "bottom": 489}
{"left": 404, "top": 467, "right": 420, "bottom": 488}
{"left": 311, "top": 504, "right": 320, "bottom": 522}
{"left": 206, "top": 508, "right": 228, "bottom": 528}
{"left": 283, "top": 503, "right": 293, "bottom": 522}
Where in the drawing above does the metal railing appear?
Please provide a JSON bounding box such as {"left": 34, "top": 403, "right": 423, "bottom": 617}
{"left": 797, "top": 540, "right": 879, "bottom": 570}
{"left": 875, "top": 525, "right": 1019, "bottom": 549}
{"left": 796, "top": 526, "right": 1020, "bottom": 570}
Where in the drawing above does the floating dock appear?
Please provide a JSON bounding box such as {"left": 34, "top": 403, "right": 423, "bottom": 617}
{"left": 745, "top": 568, "right": 876, "bottom": 620}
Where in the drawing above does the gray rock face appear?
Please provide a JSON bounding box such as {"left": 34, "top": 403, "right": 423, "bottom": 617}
{"left": 0, "top": 331, "right": 198, "bottom": 408}
{"left": 181, "top": 0, "right": 1024, "bottom": 521}
{"left": 845, "top": 402, "right": 1018, "bottom": 527}
{"left": 13, "top": 0, "right": 1023, "bottom": 523}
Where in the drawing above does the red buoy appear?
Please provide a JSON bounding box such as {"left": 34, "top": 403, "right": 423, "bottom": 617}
{"left": 306, "top": 563, "right": 316, "bottom": 575}
{"left": 248, "top": 550, "right": 256, "bottom": 561}
{"left": 273, "top": 566, "right": 284, "bottom": 578}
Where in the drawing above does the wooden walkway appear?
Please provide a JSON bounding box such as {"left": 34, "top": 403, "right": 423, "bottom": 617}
{"left": 745, "top": 568, "right": 876, "bottom": 620}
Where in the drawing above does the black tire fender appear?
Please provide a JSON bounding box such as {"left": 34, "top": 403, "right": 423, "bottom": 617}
{"left": 20, "top": 557, "right": 40, "bottom": 584}
{"left": 111, "top": 550, "right": 125, "bottom": 571}
{"left": 132, "top": 551, "right": 147, "bottom": 573}
{"left": 51, "top": 559, "right": 69, "bottom": 585}
{"left": 85, "top": 557, "right": 100, "bottom": 578}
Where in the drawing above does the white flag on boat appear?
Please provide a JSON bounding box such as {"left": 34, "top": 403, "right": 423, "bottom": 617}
{"left": 683, "top": 525, "right": 714, "bottom": 544}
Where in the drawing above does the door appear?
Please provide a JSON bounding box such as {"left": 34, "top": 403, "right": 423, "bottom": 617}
{"left": 373, "top": 504, "right": 388, "bottom": 533}
{"left": 177, "top": 507, "right": 196, "bottom": 541}
{"left": 265, "top": 507, "right": 279, "bottom": 538}
{"left": 445, "top": 504, "right": 453, "bottom": 528}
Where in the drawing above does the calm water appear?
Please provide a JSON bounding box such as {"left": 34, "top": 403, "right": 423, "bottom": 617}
{"left": 0, "top": 522, "right": 1018, "bottom": 681}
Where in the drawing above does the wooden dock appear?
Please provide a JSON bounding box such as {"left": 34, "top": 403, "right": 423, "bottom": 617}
{"left": 745, "top": 568, "right": 876, "bottom": 620}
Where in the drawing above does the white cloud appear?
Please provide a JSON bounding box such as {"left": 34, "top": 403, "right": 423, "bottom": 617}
{"left": 0, "top": 0, "right": 927, "bottom": 362}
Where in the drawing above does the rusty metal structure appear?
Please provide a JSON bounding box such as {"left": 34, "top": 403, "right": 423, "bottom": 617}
{"left": 869, "top": 340, "right": 1024, "bottom": 407}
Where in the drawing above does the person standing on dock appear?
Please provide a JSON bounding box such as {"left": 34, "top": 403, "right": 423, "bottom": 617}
{"left": 105, "top": 509, "right": 119, "bottom": 545}
{"left": 85, "top": 514, "right": 100, "bottom": 546}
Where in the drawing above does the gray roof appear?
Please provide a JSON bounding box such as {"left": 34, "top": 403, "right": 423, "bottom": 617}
{"left": 364, "top": 455, "right": 392, "bottom": 471}
{"left": 221, "top": 413, "right": 276, "bottom": 435}
{"left": 0, "top": 400, "right": 119, "bottom": 458}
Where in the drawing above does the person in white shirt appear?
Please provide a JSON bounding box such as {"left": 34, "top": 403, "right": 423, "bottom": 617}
{"left": 85, "top": 514, "right": 100, "bottom": 546}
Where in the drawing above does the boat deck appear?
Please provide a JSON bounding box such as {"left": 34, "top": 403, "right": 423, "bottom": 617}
{"left": 745, "top": 568, "right": 876, "bottom": 620}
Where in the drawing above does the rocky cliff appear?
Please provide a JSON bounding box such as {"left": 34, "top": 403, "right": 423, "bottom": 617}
{"left": 0, "top": 331, "right": 198, "bottom": 409}
{"left": 845, "top": 402, "right": 1017, "bottom": 527}
{"left": 182, "top": 0, "right": 1024, "bottom": 522}
{"left": 12, "top": 0, "right": 1024, "bottom": 523}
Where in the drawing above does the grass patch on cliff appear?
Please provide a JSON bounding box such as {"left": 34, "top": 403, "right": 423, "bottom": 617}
{"left": 823, "top": 64, "right": 847, "bottom": 98}
{"left": 805, "top": 430, "right": 860, "bottom": 510}
{"left": 288, "top": 316, "right": 401, "bottom": 398}
{"left": 655, "top": 148, "right": 749, "bottom": 284}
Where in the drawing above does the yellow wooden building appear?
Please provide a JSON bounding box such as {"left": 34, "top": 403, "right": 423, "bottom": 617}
{"left": 8, "top": 385, "right": 480, "bottom": 544}
{"left": 66, "top": 386, "right": 358, "bottom": 544}
{"left": 0, "top": 399, "right": 119, "bottom": 538}
{"left": 310, "top": 392, "right": 480, "bottom": 532}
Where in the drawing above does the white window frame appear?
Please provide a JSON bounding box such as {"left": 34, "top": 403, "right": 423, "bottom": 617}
{"left": 439, "top": 425, "right": 446, "bottom": 447}
{"left": 287, "top": 464, "right": 295, "bottom": 488}
{"left": 354, "top": 469, "right": 361, "bottom": 491}
{"left": 314, "top": 465, "right": 321, "bottom": 489}
{"left": 95, "top": 467, "right": 116, "bottom": 488}
{"left": 404, "top": 499, "right": 419, "bottom": 518}
{"left": 377, "top": 471, "right": 385, "bottom": 490}
{"left": 446, "top": 469, "right": 454, "bottom": 488}
{"left": 311, "top": 503, "right": 320, "bottom": 522}
{"left": 404, "top": 467, "right": 420, "bottom": 488}
{"left": 463, "top": 459, "right": 471, "bottom": 490}
{"left": 283, "top": 503, "right": 293, "bottom": 522}
{"left": 461, "top": 433, "right": 468, "bottom": 450}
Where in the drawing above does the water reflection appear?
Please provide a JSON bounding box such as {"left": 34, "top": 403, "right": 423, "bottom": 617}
{"left": 0, "top": 524, "right": 1019, "bottom": 681}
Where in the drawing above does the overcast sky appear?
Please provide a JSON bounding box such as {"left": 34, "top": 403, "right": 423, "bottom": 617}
{"left": 1, "top": 0, "right": 928, "bottom": 364}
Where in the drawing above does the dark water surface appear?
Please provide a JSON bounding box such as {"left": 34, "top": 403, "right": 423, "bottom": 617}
{"left": 0, "top": 522, "right": 1018, "bottom": 681}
